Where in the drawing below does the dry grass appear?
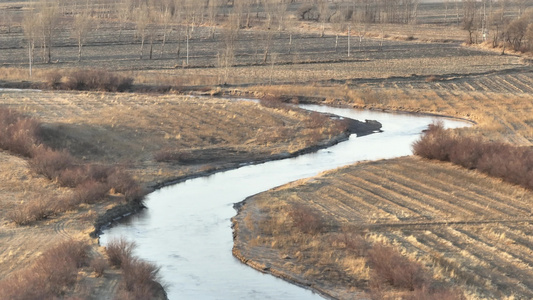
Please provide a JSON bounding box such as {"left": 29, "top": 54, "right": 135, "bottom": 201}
{"left": 0, "top": 239, "right": 89, "bottom": 299}
{"left": 0, "top": 89, "right": 342, "bottom": 299}
{"left": 233, "top": 156, "right": 533, "bottom": 299}
{"left": 252, "top": 85, "right": 533, "bottom": 146}
{"left": 0, "top": 90, "right": 345, "bottom": 186}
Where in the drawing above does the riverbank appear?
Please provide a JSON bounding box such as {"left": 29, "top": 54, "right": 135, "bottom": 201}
{"left": 230, "top": 86, "right": 533, "bottom": 299}
{"left": 232, "top": 156, "right": 533, "bottom": 299}
{"left": 0, "top": 89, "right": 357, "bottom": 299}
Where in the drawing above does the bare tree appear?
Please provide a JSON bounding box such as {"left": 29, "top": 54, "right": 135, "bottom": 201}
{"left": 117, "top": 0, "right": 132, "bottom": 42}
{"left": 22, "top": 4, "right": 39, "bottom": 77}
{"left": 134, "top": 5, "right": 150, "bottom": 59}
{"left": 262, "top": 29, "right": 275, "bottom": 64}
{"left": 72, "top": 11, "right": 93, "bottom": 62}
{"left": 462, "top": 0, "right": 479, "bottom": 44}
{"left": 505, "top": 10, "right": 532, "bottom": 50}
{"left": 38, "top": 0, "right": 60, "bottom": 64}
{"left": 159, "top": 6, "right": 173, "bottom": 58}
{"left": 318, "top": 0, "right": 330, "bottom": 37}
{"left": 207, "top": 0, "right": 219, "bottom": 38}
{"left": 218, "top": 13, "right": 239, "bottom": 84}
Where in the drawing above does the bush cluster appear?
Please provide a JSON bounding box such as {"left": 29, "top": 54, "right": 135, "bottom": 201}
{"left": 47, "top": 69, "right": 133, "bottom": 92}
{"left": 0, "top": 240, "right": 89, "bottom": 299}
{"left": 329, "top": 229, "right": 465, "bottom": 299}
{"left": 368, "top": 244, "right": 427, "bottom": 292}
{"left": 413, "top": 123, "right": 533, "bottom": 190}
{"left": 365, "top": 243, "right": 464, "bottom": 299}
{"left": 288, "top": 204, "right": 325, "bottom": 235}
{"left": 0, "top": 108, "right": 41, "bottom": 157}
{"left": 106, "top": 238, "right": 163, "bottom": 299}
{"left": 0, "top": 107, "right": 145, "bottom": 225}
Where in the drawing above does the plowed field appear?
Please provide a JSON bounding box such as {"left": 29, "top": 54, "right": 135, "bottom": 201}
{"left": 233, "top": 156, "right": 533, "bottom": 299}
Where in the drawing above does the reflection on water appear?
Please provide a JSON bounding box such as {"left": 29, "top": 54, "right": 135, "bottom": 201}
{"left": 100, "top": 105, "right": 470, "bottom": 300}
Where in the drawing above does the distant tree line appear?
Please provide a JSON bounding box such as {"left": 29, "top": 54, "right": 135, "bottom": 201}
{"left": 459, "top": 0, "right": 533, "bottom": 53}
{"left": 1, "top": 0, "right": 531, "bottom": 78}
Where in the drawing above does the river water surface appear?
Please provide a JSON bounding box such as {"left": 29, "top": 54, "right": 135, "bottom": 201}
{"left": 100, "top": 105, "right": 470, "bottom": 299}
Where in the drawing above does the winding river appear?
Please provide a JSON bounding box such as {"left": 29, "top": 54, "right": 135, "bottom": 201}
{"left": 100, "top": 104, "right": 470, "bottom": 299}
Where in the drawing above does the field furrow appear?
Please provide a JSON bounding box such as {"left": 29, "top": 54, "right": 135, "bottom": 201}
{"left": 388, "top": 159, "right": 533, "bottom": 216}
{"left": 352, "top": 169, "right": 460, "bottom": 219}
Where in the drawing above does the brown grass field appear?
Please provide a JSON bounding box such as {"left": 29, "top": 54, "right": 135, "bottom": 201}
{"left": 0, "top": 90, "right": 345, "bottom": 299}
{"left": 233, "top": 157, "right": 533, "bottom": 299}
{"left": 1, "top": 1, "right": 533, "bottom": 298}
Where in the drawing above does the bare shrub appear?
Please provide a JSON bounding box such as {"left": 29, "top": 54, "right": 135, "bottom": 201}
{"left": 29, "top": 147, "right": 76, "bottom": 180}
{"left": 90, "top": 257, "right": 107, "bottom": 277}
{"left": 86, "top": 164, "right": 115, "bottom": 182}
{"left": 405, "top": 286, "right": 466, "bottom": 300}
{"left": 120, "top": 257, "right": 161, "bottom": 295}
{"left": 0, "top": 108, "right": 41, "bottom": 157}
{"left": 0, "top": 240, "right": 89, "bottom": 299}
{"left": 153, "top": 148, "right": 191, "bottom": 163}
{"left": 414, "top": 124, "right": 533, "bottom": 190}
{"left": 288, "top": 204, "right": 325, "bottom": 234}
{"left": 259, "top": 95, "right": 290, "bottom": 110}
{"left": 73, "top": 180, "right": 110, "bottom": 204}
{"left": 447, "top": 136, "right": 485, "bottom": 169}
{"left": 7, "top": 196, "right": 55, "bottom": 225}
{"left": 106, "top": 168, "right": 146, "bottom": 201}
{"left": 57, "top": 166, "right": 87, "bottom": 187}
{"left": 368, "top": 244, "right": 427, "bottom": 291}
{"left": 63, "top": 69, "right": 133, "bottom": 92}
{"left": 412, "top": 122, "right": 454, "bottom": 161}
{"left": 333, "top": 228, "right": 370, "bottom": 257}
{"left": 46, "top": 70, "right": 63, "bottom": 89}
{"left": 106, "top": 238, "right": 136, "bottom": 268}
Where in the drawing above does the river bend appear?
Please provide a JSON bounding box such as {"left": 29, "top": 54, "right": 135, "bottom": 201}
{"left": 100, "top": 104, "right": 470, "bottom": 299}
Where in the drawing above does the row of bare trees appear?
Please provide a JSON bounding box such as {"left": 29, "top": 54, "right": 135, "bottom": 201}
{"left": 459, "top": 0, "right": 533, "bottom": 53}
{"left": 13, "top": 0, "right": 533, "bottom": 79}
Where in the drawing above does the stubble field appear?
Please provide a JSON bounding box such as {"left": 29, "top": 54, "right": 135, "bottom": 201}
{"left": 233, "top": 156, "right": 533, "bottom": 299}
{"left": 1, "top": 2, "right": 533, "bottom": 298}
{"left": 0, "top": 89, "right": 346, "bottom": 299}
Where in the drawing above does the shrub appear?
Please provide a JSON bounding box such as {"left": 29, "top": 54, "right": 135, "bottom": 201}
{"left": 73, "top": 180, "right": 110, "bottom": 204}
{"left": 106, "top": 168, "right": 146, "bottom": 201}
{"left": 412, "top": 122, "right": 455, "bottom": 161}
{"left": 120, "top": 257, "right": 161, "bottom": 294}
{"left": 90, "top": 257, "right": 107, "bottom": 277}
{"left": 368, "top": 244, "right": 427, "bottom": 291}
{"left": 45, "top": 70, "right": 63, "bottom": 89}
{"left": 0, "top": 240, "right": 89, "bottom": 299}
{"left": 7, "top": 196, "right": 55, "bottom": 225}
{"left": 29, "top": 147, "right": 76, "bottom": 180}
{"left": 414, "top": 123, "right": 533, "bottom": 190}
{"left": 153, "top": 148, "right": 191, "bottom": 163}
{"left": 259, "top": 95, "right": 290, "bottom": 110}
{"left": 334, "top": 229, "right": 370, "bottom": 257}
{"left": 0, "top": 108, "right": 41, "bottom": 157}
{"left": 63, "top": 69, "right": 133, "bottom": 92}
{"left": 106, "top": 238, "right": 136, "bottom": 268}
{"left": 288, "top": 204, "right": 325, "bottom": 234}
